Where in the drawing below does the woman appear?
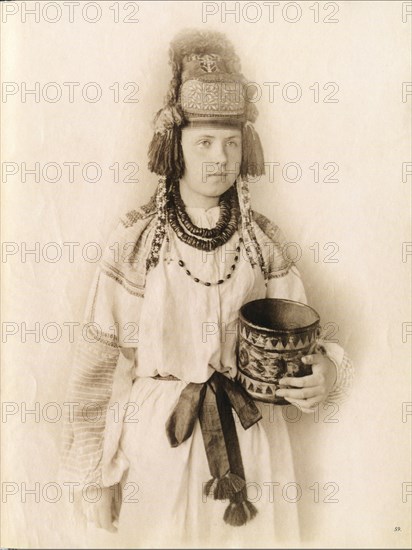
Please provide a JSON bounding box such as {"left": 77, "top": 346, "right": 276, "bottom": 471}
{"left": 61, "top": 29, "right": 353, "bottom": 547}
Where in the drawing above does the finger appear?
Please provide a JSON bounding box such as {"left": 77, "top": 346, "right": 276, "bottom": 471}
{"left": 277, "top": 384, "right": 324, "bottom": 399}
{"left": 282, "top": 396, "right": 322, "bottom": 407}
{"left": 279, "top": 372, "right": 323, "bottom": 389}
{"left": 301, "top": 354, "right": 322, "bottom": 365}
{"left": 278, "top": 374, "right": 319, "bottom": 388}
{"left": 283, "top": 397, "right": 321, "bottom": 413}
{"left": 280, "top": 366, "right": 328, "bottom": 388}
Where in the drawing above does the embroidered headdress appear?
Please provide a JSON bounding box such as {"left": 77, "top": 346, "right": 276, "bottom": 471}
{"left": 146, "top": 29, "right": 266, "bottom": 274}
{"left": 148, "top": 28, "right": 264, "bottom": 179}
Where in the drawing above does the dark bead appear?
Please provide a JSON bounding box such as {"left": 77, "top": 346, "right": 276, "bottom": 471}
{"left": 178, "top": 260, "right": 184, "bottom": 267}
{"left": 194, "top": 278, "right": 200, "bottom": 283}
{"left": 234, "top": 255, "right": 239, "bottom": 261}
{"left": 226, "top": 274, "right": 231, "bottom": 279}
{"left": 236, "top": 246, "right": 240, "bottom": 252}
{"left": 186, "top": 269, "right": 191, "bottom": 276}
{"left": 205, "top": 282, "right": 211, "bottom": 287}
{"left": 217, "top": 279, "right": 224, "bottom": 285}
{"left": 231, "top": 264, "right": 236, "bottom": 270}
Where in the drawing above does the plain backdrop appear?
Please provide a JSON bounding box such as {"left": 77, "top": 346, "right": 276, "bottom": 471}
{"left": 1, "top": 1, "right": 411, "bottom": 548}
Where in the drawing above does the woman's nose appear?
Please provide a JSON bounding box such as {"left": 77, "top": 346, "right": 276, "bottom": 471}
{"left": 213, "top": 142, "right": 227, "bottom": 165}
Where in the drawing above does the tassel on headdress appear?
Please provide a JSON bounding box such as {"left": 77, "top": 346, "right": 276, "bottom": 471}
{"left": 148, "top": 106, "right": 185, "bottom": 179}
{"left": 240, "top": 121, "right": 265, "bottom": 179}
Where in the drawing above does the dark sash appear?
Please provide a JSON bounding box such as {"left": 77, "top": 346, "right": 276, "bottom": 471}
{"left": 165, "top": 371, "right": 262, "bottom": 526}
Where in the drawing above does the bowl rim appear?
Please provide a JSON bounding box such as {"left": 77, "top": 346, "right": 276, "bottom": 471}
{"left": 239, "top": 298, "right": 320, "bottom": 334}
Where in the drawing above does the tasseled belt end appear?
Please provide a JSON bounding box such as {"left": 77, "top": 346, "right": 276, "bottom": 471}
{"left": 204, "top": 472, "right": 245, "bottom": 500}
{"left": 224, "top": 499, "right": 258, "bottom": 527}
{"left": 204, "top": 472, "right": 258, "bottom": 527}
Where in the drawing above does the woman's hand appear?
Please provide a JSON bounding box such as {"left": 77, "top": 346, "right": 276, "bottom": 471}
{"left": 91, "top": 486, "right": 117, "bottom": 532}
{"left": 275, "top": 353, "right": 337, "bottom": 413}
{"left": 79, "top": 486, "right": 118, "bottom": 532}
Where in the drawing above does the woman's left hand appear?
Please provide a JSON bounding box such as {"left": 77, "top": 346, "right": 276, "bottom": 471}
{"left": 275, "top": 353, "right": 337, "bottom": 413}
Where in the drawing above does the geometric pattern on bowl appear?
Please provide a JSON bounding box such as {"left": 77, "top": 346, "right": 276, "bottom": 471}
{"left": 236, "top": 369, "right": 289, "bottom": 405}
{"left": 237, "top": 299, "right": 320, "bottom": 404}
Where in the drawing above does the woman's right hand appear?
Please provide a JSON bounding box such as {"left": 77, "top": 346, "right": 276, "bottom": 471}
{"left": 91, "top": 486, "right": 117, "bottom": 532}
{"left": 79, "top": 485, "right": 118, "bottom": 532}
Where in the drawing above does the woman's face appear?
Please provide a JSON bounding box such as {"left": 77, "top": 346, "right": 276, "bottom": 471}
{"left": 180, "top": 125, "right": 242, "bottom": 204}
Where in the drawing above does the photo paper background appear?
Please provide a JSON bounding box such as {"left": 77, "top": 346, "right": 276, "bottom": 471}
{"left": 1, "top": 0, "right": 411, "bottom": 547}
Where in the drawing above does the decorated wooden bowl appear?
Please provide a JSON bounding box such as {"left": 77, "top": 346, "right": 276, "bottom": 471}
{"left": 236, "top": 299, "right": 321, "bottom": 404}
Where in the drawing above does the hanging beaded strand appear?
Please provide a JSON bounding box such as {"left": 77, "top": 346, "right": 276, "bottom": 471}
{"left": 146, "top": 176, "right": 168, "bottom": 272}
{"left": 236, "top": 177, "right": 266, "bottom": 276}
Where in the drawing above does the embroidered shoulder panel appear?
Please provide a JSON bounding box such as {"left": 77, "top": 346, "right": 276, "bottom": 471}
{"left": 120, "top": 193, "right": 157, "bottom": 228}
{"left": 100, "top": 209, "right": 157, "bottom": 297}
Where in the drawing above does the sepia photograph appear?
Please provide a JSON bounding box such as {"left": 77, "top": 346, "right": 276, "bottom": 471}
{"left": 1, "top": 1, "right": 411, "bottom": 548}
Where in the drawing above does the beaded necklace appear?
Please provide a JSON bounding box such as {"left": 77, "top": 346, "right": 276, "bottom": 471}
{"left": 165, "top": 231, "right": 243, "bottom": 286}
{"left": 168, "top": 182, "right": 240, "bottom": 251}
{"left": 172, "top": 182, "right": 233, "bottom": 239}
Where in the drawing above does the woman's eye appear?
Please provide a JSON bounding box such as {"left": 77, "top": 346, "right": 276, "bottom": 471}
{"left": 198, "top": 140, "right": 211, "bottom": 147}
{"left": 227, "top": 140, "right": 239, "bottom": 147}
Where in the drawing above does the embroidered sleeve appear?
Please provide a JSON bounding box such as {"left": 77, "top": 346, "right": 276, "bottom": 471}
{"left": 60, "top": 211, "right": 154, "bottom": 488}
{"left": 60, "top": 324, "right": 120, "bottom": 487}
{"left": 321, "top": 342, "right": 355, "bottom": 406}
